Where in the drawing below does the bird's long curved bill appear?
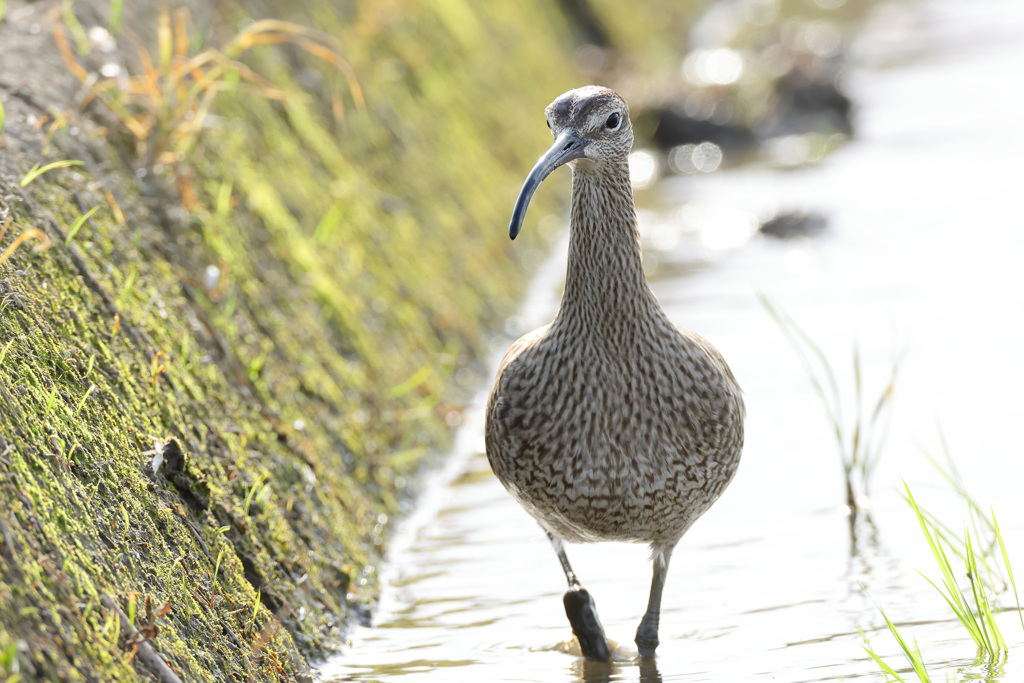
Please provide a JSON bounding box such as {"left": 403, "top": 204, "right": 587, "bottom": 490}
{"left": 508, "top": 129, "right": 588, "bottom": 240}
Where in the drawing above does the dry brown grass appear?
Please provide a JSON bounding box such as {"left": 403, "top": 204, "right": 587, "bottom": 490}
{"left": 54, "top": 6, "right": 363, "bottom": 203}
{"left": 0, "top": 218, "right": 52, "bottom": 267}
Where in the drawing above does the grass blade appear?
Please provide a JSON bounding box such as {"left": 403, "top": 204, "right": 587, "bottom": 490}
{"left": 923, "top": 444, "right": 1004, "bottom": 585}
{"left": 851, "top": 344, "right": 863, "bottom": 464}
{"left": 992, "top": 511, "right": 1024, "bottom": 632}
{"left": 865, "top": 595, "right": 932, "bottom": 682}
{"left": 108, "top": 0, "right": 124, "bottom": 35}
{"left": 75, "top": 384, "right": 95, "bottom": 415}
{"left": 20, "top": 160, "right": 83, "bottom": 187}
{"left": 862, "top": 646, "right": 907, "bottom": 682}
{"left": 759, "top": 293, "right": 845, "bottom": 450}
{"left": 964, "top": 531, "right": 1000, "bottom": 653}
{"left": 906, "top": 487, "right": 978, "bottom": 635}
{"left": 43, "top": 385, "right": 58, "bottom": 419}
{"left": 243, "top": 475, "right": 266, "bottom": 516}
{"left": 65, "top": 206, "right": 99, "bottom": 246}
{"left": 0, "top": 338, "right": 13, "bottom": 368}
{"left": 384, "top": 362, "right": 434, "bottom": 399}
{"left": 61, "top": 0, "right": 90, "bottom": 55}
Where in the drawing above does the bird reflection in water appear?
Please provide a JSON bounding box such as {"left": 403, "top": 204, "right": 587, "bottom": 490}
{"left": 572, "top": 654, "right": 663, "bottom": 683}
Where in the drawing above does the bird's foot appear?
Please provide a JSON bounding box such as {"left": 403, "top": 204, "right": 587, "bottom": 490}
{"left": 634, "top": 619, "right": 659, "bottom": 658}
{"left": 563, "top": 587, "right": 611, "bottom": 662}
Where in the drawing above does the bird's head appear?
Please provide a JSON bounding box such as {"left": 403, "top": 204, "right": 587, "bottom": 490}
{"left": 508, "top": 86, "right": 633, "bottom": 240}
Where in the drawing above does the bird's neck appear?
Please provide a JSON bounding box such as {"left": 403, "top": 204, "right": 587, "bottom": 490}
{"left": 555, "top": 162, "right": 659, "bottom": 334}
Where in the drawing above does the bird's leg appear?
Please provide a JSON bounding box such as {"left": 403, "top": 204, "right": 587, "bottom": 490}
{"left": 545, "top": 531, "right": 611, "bottom": 662}
{"left": 635, "top": 545, "right": 674, "bottom": 657}
{"left": 546, "top": 530, "right": 580, "bottom": 589}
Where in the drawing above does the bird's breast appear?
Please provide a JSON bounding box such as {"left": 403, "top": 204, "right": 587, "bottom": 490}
{"left": 485, "top": 329, "right": 743, "bottom": 544}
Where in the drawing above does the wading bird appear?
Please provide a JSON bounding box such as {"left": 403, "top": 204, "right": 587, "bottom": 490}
{"left": 486, "top": 86, "right": 744, "bottom": 660}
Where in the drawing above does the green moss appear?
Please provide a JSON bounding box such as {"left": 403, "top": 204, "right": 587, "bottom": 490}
{"left": 0, "top": 0, "right": 582, "bottom": 680}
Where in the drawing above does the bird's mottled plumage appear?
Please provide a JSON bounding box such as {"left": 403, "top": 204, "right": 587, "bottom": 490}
{"left": 485, "top": 86, "right": 744, "bottom": 659}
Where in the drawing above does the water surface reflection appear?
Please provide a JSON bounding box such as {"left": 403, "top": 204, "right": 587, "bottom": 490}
{"left": 320, "top": 0, "right": 1024, "bottom": 680}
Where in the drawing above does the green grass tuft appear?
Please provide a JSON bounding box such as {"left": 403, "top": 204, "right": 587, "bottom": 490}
{"left": 921, "top": 441, "right": 1022, "bottom": 607}
{"left": 904, "top": 484, "right": 1007, "bottom": 660}
{"left": 760, "top": 293, "right": 898, "bottom": 508}
{"left": 864, "top": 461, "right": 1021, "bottom": 680}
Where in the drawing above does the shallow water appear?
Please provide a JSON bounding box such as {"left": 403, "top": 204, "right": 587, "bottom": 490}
{"left": 320, "top": 0, "right": 1024, "bottom": 680}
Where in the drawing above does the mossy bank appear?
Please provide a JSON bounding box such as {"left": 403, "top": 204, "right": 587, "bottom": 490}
{"left": 0, "top": 0, "right": 583, "bottom": 679}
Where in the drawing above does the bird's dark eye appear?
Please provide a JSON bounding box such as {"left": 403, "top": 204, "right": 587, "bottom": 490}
{"left": 606, "top": 112, "right": 621, "bottom": 130}
{"left": 546, "top": 118, "right": 552, "bottom": 130}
